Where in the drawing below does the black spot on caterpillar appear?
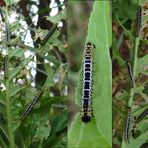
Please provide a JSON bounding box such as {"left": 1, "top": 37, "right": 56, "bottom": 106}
{"left": 124, "top": 107, "right": 132, "bottom": 143}
{"left": 41, "top": 23, "right": 57, "bottom": 45}
{"left": 136, "top": 6, "right": 142, "bottom": 37}
{"left": 3, "top": 55, "right": 8, "bottom": 79}
{"left": 81, "top": 42, "right": 95, "bottom": 123}
{"left": 126, "top": 62, "right": 134, "bottom": 88}
{"left": 20, "top": 90, "right": 43, "bottom": 121}
{"left": 131, "top": 108, "right": 148, "bottom": 138}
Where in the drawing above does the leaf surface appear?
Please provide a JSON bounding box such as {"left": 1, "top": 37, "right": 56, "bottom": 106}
{"left": 68, "top": 1, "right": 112, "bottom": 148}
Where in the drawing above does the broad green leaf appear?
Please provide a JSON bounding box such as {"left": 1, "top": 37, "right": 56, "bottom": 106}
{"left": 68, "top": 1, "right": 112, "bottom": 148}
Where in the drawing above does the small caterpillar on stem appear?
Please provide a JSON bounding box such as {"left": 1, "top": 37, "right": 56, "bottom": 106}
{"left": 5, "top": 22, "right": 10, "bottom": 47}
{"left": 0, "top": 5, "right": 4, "bottom": 22}
{"left": 3, "top": 55, "right": 8, "bottom": 79}
{"left": 136, "top": 6, "right": 142, "bottom": 37}
{"left": 20, "top": 90, "right": 43, "bottom": 121}
{"left": 124, "top": 107, "right": 132, "bottom": 143}
{"left": 41, "top": 23, "right": 57, "bottom": 45}
{"left": 131, "top": 108, "right": 148, "bottom": 138}
{"left": 126, "top": 62, "right": 135, "bottom": 88}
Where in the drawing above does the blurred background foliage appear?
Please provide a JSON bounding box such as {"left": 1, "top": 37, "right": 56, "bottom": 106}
{"left": 0, "top": 0, "right": 67, "bottom": 147}
{"left": 68, "top": 0, "right": 93, "bottom": 125}
{"left": 112, "top": 0, "right": 148, "bottom": 147}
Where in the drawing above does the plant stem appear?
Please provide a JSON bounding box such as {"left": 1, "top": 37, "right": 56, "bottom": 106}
{"left": 5, "top": 4, "right": 15, "bottom": 148}
{"left": 121, "top": 36, "right": 140, "bottom": 148}
{"left": 121, "top": 137, "right": 126, "bottom": 148}
{"left": 6, "top": 81, "right": 15, "bottom": 148}
{"left": 128, "top": 38, "right": 139, "bottom": 107}
{"left": 121, "top": 1, "right": 140, "bottom": 147}
{"left": 121, "top": 29, "right": 140, "bottom": 148}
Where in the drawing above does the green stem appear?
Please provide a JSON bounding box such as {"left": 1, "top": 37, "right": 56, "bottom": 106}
{"left": 116, "top": 15, "right": 131, "bottom": 36}
{"left": 6, "top": 81, "right": 15, "bottom": 148}
{"left": 128, "top": 38, "right": 139, "bottom": 107}
{"left": 121, "top": 1, "right": 140, "bottom": 147}
{"left": 121, "top": 38, "right": 139, "bottom": 147}
{"left": 5, "top": 4, "right": 15, "bottom": 148}
{"left": 121, "top": 137, "right": 126, "bottom": 148}
{"left": 121, "top": 29, "right": 140, "bottom": 148}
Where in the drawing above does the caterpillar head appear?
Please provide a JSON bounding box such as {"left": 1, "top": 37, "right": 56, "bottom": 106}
{"left": 86, "top": 42, "right": 96, "bottom": 49}
{"left": 81, "top": 114, "right": 91, "bottom": 123}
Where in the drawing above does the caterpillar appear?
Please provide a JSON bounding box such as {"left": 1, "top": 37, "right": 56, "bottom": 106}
{"left": 124, "top": 107, "right": 132, "bottom": 143}
{"left": 136, "top": 108, "right": 148, "bottom": 123}
{"left": 136, "top": 6, "right": 142, "bottom": 37}
{"left": 126, "top": 62, "right": 134, "bottom": 88}
{"left": 5, "top": 22, "right": 10, "bottom": 47}
{"left": 131, "top": 108, "right": 148, "bottom": 138}
{"left": 81, "top": 42, "right": 95, "bottom": 123}
{"left": 3, "top": 55, "right": 8, "bottom": 79}
{"left": 0, "top": 6, "right": 4, "bottom": 22}
{"left": 0, "top": 6, "right": 10, "bottom": 46}
{"left": 20, "top": 90, "right": 43, "bottom": 121}
{"left": 41, "top": 23, "right": 57, "bottom": 45}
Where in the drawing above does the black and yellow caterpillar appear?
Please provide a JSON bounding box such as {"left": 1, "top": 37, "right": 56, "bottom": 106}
{"left": 20, "top": 90, "right": 43, "bottom": 121}
{"left": 81, "top": 42, "right": 95, "bottom": 123}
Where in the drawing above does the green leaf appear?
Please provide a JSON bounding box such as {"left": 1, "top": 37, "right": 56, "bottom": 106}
{"left": 9, "top": 48, "right": 24, "bottom": 58}
{"left": 4, "top": 0, "right": 20, "bottom": 5}
{"left": 34, "top": 115, "right": 51, "bottom": 139}
{"left": 50, "top": 110, "right": 67, "bottom": 136}
{"left": 9, "top": 57, "right": 32, "bottom": 81}
{"left": 9, "top": 85, "right": 26, "bottom": 99}
{"left": 44, "top": 63, "right": 54, "bottom": 87}
{"left": 134, "top": 85, "right": 144, "bottom": 94}
{"left": 0, "top": 126, "right": 9, "bottom": 146}
{"left": 0, "top": 100, "right": 6, "bottom": 108}
{"left": 43, "top": 110, "right": 67, "bottom": 147}
{"left": 125, "top": 131, "right": 148, "bottom": 148}
{"left": 137, "top": 55, "right": 148, "bottom": 75}
{"left": 14, "top": 129, "right": 25, "bottom": 148}
{"left": 46, "top": 8, "right": 67, "bottom": 23}
{"left": 68, "top": 1, "right": 112, "bottom": 148}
